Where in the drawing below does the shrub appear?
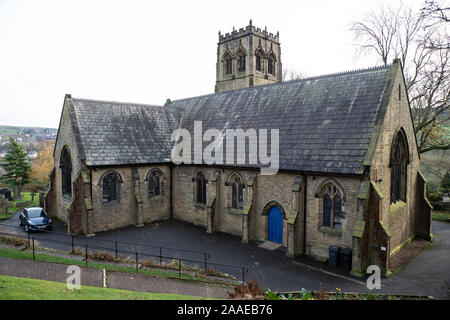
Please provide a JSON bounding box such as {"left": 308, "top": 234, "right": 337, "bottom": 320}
{"left": 0, "top": 235, "right": 28, "bottom": 247}
{"left": 228, "top": 279, "right": 264, "bottom": 299}
{"left": 427, "top": 185, "right": 443, "bottom": 202}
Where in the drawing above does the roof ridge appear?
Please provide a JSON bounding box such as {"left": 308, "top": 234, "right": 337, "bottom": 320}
{"left": 167, "top": 63, "right": 392, "bottom": 105}
{"left": 72, "top": 97, "right": 162, "bottom": 108}
{"left": 284, "top": 63, "right": 392, "bottom": 84}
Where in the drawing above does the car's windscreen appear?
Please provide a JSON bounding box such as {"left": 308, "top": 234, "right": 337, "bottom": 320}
{"left": 27, "top": 209, "right": 46, "bottom": 218}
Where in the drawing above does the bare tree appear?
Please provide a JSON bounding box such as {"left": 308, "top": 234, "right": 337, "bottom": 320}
{"left": 282, "top": 67, "right": 305, "bottom": 82}
{"left": 420, "top": 0, "right": 450, "bottom": 50}
{"left": 350, "top": 1, "right": 449, "bottom": 154}
{"left": 421, "top": 0, "right": 450, "bottom": 25}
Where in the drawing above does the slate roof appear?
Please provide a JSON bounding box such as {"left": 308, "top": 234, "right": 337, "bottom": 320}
{"left": 66, "top": 64, "right": 396, "bottom": 175}
{"left": 166, "top": 64, "right": 394, "bottom": 175}
{"left": 69, "top": 98, "right": 182, "bottom": 166}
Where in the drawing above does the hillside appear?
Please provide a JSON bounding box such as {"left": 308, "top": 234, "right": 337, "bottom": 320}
{"left": 0, "top": 125, "right": 57, "bottom": 157}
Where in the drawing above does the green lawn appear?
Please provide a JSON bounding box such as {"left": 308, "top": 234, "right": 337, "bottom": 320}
{"left": 0, "top": 192, "right": 40, "bottom": 220}
{"left": 432, "top": 211, "right": 450, "bottom": 223}
{"left": 0, "top": 275, "right": 204, "bottom": 300}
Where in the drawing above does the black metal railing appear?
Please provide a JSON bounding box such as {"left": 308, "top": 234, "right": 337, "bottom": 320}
{"left": 0, "top": 223, "right": 248, "bottom": 282}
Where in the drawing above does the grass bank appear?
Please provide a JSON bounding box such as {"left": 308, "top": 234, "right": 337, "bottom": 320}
{"left": 432, "top": 211, "right": 450, "bottom": 223}
{"left": 0, "top": 275, "right": 204, "bottom": 300}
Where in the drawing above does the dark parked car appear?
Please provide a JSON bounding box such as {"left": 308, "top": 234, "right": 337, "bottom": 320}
{"left": 19, "top": 207, "right": 53, "bottom": 232}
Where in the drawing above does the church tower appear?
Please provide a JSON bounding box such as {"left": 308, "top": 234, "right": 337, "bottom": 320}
{"left": 215, "top": 20, "right": 282, "bottom": 93}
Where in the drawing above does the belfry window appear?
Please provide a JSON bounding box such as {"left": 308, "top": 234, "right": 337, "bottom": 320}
{"left": 268, "top": 55, "right": 275, "bottom": 75}
{"left": 238, "top": 51, "right": 246, "bottom": 72}
{"left": 60, "top": 147, "right": 72, "bottom": 198}
{"left": 103, "top": 173, "right": 119, "bottom": 204}
{"left": 321, "top": 183, "right": 343, "bottom": 230}
{"left": 390, "top": 130, "right": 408, "bottom": 203}
{"left": 195, "top": 171, "right": 207, "bottom": 204}
{"left": 224, "top": 55, "right": 232, "bottom": 75}
{"left": 256, "top": 52, "right": 263, "bottom": 72}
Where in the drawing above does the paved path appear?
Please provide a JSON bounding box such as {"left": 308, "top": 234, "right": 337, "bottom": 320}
{"left": 1, "top": 211, "right": 449, "bottom": 298}
{"left": 0, "top": 257, "right": 231, "bottom": 299}
{"left": 380, "top": 221, "right": 450, "bottom": 299}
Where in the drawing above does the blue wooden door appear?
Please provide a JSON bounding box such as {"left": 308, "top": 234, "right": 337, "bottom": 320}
{"left": 268, "top": 206, "right": 283, "bottom": 244}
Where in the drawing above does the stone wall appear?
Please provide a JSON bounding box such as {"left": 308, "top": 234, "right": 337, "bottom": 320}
{"left": 172, "top": 165, "right": 299, "bottom": 245}
{"left": 305, "top": 175, "right": 362, "bottom": 260}
{"left": 88, "top": 165, "right": 171, "bottom": 233}
{"left": 51, "top": 97, "right": 83, "bottom": 225}
{"left": 369, "top": 63, "right": 421, "bottom": 254}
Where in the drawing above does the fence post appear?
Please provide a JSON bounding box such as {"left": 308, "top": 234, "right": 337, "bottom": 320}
{"left": 135, "top": 252, "right": 138, "bottom": 273}
{"left": 32, "top": 237, "right": 35, "bottom": 261}
{"left": 85, "top": 244, "right": 88, "bottom": 267}
{"left": 179, "top": 259, "right": 181, "bottom": 278}
{"left": 71, "top": 235, "right": 74, "bottom": 253}
{"left": 242, "top": 267, "right": 245, "bottom": 283}
{"left": 204, "top": 253, "right": 207, "bottom": 272}
{"left": 27, "top": 232, "right": 30, "bottom": 248}
{"left": 159, "top": 247, "right": 162, "bottom": 265}
{"left": 115, "top": 241, "right": 118, "bottom": 260}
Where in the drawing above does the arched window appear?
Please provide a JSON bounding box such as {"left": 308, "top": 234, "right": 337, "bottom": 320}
{"left": 268, "top": 54, "right": 275, "bottom": 75}
{"left": 195, "top": 171, "right": 207, "bottom": 204}
{"left": 148, "top": 170, "right": 163, "bottom": 198}
{"left": 60, "top": 147, "right": 72, "bottom": 198}
{"left": 321, "top": 183, "right": 343, "bottom": 230}
{"left": 231, "top": 175, "right": 244, "bottom": 210}
{"left": 390, "top": 130, "right": 408, "bottom": 203}
{"left": 256, "top": 51, "right": 263, "bottom": 72}
{"left": 237, "top": 50, "right": 246, "bottom": 72}
{"left": 224, "top": 54, "right": 232, "bottom": 75}
{"left": 103, "top": 173, "right": 119, "bottom": 204}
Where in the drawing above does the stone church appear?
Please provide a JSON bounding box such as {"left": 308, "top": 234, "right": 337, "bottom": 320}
{"left": 44, "top": 22, "right": 432, "bottom": 277}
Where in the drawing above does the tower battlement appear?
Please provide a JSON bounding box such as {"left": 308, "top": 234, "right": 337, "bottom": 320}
{"left": 218, "top": 21, "right": 279, "bottom": 44}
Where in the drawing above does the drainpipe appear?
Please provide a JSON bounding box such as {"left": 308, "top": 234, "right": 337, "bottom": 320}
{"left": 303, "top": 174, "right": 307, "bottom": 254}
{"left": 170, "top": 163, "right": 174, "bottom": 219}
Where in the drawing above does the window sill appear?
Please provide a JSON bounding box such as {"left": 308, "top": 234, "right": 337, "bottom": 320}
{"left": 319, "top": 226, "right": 342, "bottom": 237}
{"left": 195, "top": 203, "right": 207, "bottom": 210}
{"left": 102, "top": 200, "right": 120, "bottom": 207}
{"left": 149, "top": 195, "right": 164, "bottom": 201}
{"left": 390, "top": 200, "right": 406, "bottom": 214}
{"left": 228, "top": 208, "right": 243, "bottom": 215}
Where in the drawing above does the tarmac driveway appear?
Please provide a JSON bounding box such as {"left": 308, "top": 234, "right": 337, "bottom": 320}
{"left": 381, "top": 221, "right": 450, "bottom": 299}
{"left": 1, "top": 211, "right": 449, "bottom": 298}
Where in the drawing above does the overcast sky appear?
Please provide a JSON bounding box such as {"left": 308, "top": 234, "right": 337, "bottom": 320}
{"left": 0, "top": 0, "right": 425, "bottom": 128}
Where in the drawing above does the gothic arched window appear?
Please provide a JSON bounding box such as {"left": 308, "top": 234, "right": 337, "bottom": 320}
{"left": 148, "top": 170, "right": 163, "bottom": 198}
{"left": 103, "top": 173, "right": 119, "bottom": 204}
{"left": 321, "top": 183, "right": 343, "bottom": 230}
{"left": 268, "top": 54, "right": 275, "bottom": 75}
{"left": 256, "top": 51, "right": 263, "bottom": 72}
{"left": 60, "top": 147, "right": 72, "bottom": 198}
{"left": 390, "top": 130, "right": 408, "bottom": 203}
{"left": 231, "top": 175, "right": 244, "bottom": 210}
{"left": 195, "top": 171, "right": 207, "bottom": 204}
{"left": 224, "top": 54, "right": 232, "bottom": 75}
{"left": 237, "top": 50, "right": 246, "bottom": 72}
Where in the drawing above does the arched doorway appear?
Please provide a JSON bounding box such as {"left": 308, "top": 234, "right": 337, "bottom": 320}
{"left": 268, "top": 206, "right": 283, "bottom": 244}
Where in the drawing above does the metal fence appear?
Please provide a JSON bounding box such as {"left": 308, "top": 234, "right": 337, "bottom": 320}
{"left": 0, "top": 223, "right": 248, "bottom": 282}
